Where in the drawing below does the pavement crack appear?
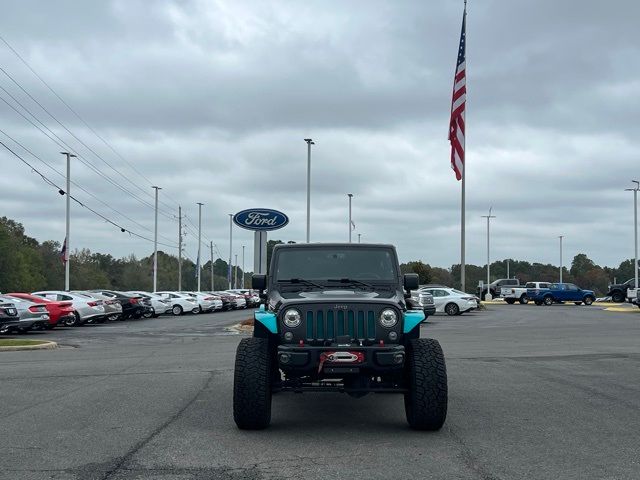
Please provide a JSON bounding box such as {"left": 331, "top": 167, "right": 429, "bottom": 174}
{"left": 98, "top": 370, "right": 218, "bottom": 480}
{"left": 445, "top": 425, "right": 503, "bottom": 480}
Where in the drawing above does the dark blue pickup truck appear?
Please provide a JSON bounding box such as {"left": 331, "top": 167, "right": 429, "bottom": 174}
{"left": 527, "top": 283, "right": 596, "bottom": 306}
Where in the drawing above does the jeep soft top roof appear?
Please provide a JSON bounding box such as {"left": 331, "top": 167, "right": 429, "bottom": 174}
{"left": 272, "top": 243, "right": 395, "bottom": 250}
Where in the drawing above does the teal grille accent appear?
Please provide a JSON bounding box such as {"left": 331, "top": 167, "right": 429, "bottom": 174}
{"left": 367, "top": 311, "right": 375, "bottom": 340}
{"left": 316, "top": 311, "right": 324, "bottom": 338}
{"left": 357, "top": 311, "right": 365, "bottom": 339}
{"left": 337, "top": 311, "right": 345, "bottom": 335}
{"left": 347, "top": 311, "right": 355, "bottom": 337}
{"left": 324, "top": 310, "right": 333, "bottom": 339}
{"left": 306, "top": 311, "right": 314, "bottom": 340}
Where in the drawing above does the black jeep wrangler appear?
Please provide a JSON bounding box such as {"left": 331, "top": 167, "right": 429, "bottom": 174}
{"left": 233, "top": 243, "right": 447, "bottom": 430}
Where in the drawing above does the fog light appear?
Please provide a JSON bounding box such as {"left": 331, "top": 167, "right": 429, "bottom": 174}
{"left": 284, "top": 331, "right": 294, "bottom": 341}
{"left": 393, "top": 353, "right": 404, "bottom": 364}
{"left": 279, "top": 353, "right": 291, "bottom": 364}
{"left": 388, "top": 331, "right": 398, "bottom": 341}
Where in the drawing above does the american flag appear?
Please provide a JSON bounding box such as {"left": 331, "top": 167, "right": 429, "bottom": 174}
{"left": 449, "top": 9, "right": 466, "bottom": 181}
{"left": 60, "top": 237, "right": 68, "bottom": 264}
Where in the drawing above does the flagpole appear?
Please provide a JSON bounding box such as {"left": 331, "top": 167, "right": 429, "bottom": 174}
{"left": 460, "top": 0, "right": 467, "bottom": 292}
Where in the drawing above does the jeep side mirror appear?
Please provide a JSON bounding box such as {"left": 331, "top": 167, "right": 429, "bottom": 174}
{"left": 403, "top": 273, "right": 419, "bottom": 293}
{"left": 252, "top": 274, "right": 267, "bottom": 291}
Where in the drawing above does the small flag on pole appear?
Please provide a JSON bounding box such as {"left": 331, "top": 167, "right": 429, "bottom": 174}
{"left": 60, "top": 237, "right": 68, "bottom": 264}
{"left": 350, "top": 220, "right": 356, "bottom": 231}
{"left": 448, "top": 5, "right": 466, "bottom": 181}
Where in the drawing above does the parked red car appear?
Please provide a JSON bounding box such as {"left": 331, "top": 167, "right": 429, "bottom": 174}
{"left": 6, "top": 293, "right": 76, "bottom": 329}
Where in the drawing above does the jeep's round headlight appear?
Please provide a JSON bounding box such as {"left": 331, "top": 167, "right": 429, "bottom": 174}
{"left": 283, "top": 308, "right": 301, "bottom": 328}
{"left": 379, "top": 308, "right": 397, "bottom": 328}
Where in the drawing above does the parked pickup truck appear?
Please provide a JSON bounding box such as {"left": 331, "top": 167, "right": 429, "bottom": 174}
{"left": 478, "top": 278, "right": 520, "bottom": 300}
{"left": 527, "top": 283, "right": 596, "bottom": 306}
{"left": 500, "top": 281, "right": 551, "bottom": 304}
{"left": 606, "top": 278, "right": 637, "bottom": 303}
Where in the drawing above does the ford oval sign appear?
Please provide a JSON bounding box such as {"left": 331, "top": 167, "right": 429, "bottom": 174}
{"left": 233, "top": 208, "right": 289, "bottom": 231}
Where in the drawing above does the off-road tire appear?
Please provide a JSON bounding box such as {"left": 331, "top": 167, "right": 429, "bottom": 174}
{"left": 404, "top": 338, "right": 447, "bottom": 430}
{"left": 444, "top": 303, "right": 460, "bottom": 316}
{"left": 519, "top": 295, "right": 529, "bottom": 304}
{"left": 505, "top": 299, "right": 516, "bottom": 305}
{"left": 611, "top": 291, "right": 625, "bottom": 303}
{"left": 233, "top": 337, "right": 272, "bottom": 429}
{"left": 584, "top": 296, "right": 594, "bottom": 306}
{"left": 543, "top": 295, "right": 554, "bottom": 306}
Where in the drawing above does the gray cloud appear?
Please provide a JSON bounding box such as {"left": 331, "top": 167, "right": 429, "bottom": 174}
{"left": 0, "top": 0, "right": 638, "bottom": 272}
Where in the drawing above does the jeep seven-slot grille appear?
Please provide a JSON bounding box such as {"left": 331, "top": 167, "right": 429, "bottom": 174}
{"left": 301, "top": 307, "right": 379, "bottom": 342}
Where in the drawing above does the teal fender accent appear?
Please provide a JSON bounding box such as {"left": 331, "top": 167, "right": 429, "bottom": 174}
{"left": 255, "top": 304, "right": 278, "bottom": 334}
{"left": 403, "top": 310, "right": 425, "bottom": 333}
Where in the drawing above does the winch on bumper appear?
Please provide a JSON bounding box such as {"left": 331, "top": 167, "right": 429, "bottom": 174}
{"left": 277, "top": 344, "right": 406, "bottom": 374}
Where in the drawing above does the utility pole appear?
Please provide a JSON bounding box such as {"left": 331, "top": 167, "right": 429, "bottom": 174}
{"left": 625, "top": 180, "right": 640, "bottom": 291}
{"left": 228, "top": 214, "right": 233, "bottom": 289}
{"left": 481, "top": 207, "right": 496, "bottom": 300}
{"left": 152, "top": 186, "right": 161, "bottom": 291}
{"left": 60, "top": 152, "right": 76, "bottom": 291}
{"left": 559, "top": 235, "right": 564, "bottom": 283}
{"left": 348, "top": 193, "right": 353, "bottom": 243}
{"left": 358, "top": 233, "right": 361, "bottom": 244}
{"left": 210, "top": 241, "right": 214, "bottom": 292}
{"left": 178, "top": 206, "right": 182, "bottom": 291}
{"left": 197, "top": 202, "right": 203, "bottom": 291}
{"left": 506, "top": 259, "right": 510, "bottom": 279}
{"left": 242, "top": 245, "right": 245, "bottom": 289}
{"left": 304, "top": 138, "right": 314, "bottom": 242}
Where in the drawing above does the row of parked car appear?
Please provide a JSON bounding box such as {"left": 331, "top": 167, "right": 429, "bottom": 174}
{"left": 413, "top": 285, "right": 481, "bottom": 316}
{"left": 0, "top": 288, "right": 261, "bottom": 334}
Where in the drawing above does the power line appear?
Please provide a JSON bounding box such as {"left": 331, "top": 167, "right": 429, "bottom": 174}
{"left": 0, "top": 37, "right": 183, "bottom": 211}
{"left": 0, "top": 85, "right": 176, "bottom": 221}
{"left": 0, "top": 127, "right": 177, "bottom": 245}
{"left": 0, "top": 139, "right": 178, "bottom": 249}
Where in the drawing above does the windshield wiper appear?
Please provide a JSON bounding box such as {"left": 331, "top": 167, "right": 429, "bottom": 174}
{"left": 327, "top": 278, "right": 374, "bottom": 289}
{"left": 279, "top": 278, "right": 325, "bottom": 289}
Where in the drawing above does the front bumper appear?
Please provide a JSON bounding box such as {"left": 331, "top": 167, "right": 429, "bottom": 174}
{"left": 277, "top": 344, "right": 406, "bottom": 375}
{"left": 423, "top": 305, "right": 436, "bottom": 317}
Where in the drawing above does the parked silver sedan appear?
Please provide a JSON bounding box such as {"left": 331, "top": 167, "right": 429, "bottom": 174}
{"left": 32, "top": 291, "right": 105, "bottom": 326}
{"left": 73, "top": 291, "right": 123, "bottom": 322}
{"left": 0, "top": 295, "right": 49, "bottom": 333}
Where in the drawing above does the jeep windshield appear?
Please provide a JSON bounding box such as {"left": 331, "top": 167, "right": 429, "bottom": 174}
{"left": 274, "top": 247, "right": 398, "bottom": 285}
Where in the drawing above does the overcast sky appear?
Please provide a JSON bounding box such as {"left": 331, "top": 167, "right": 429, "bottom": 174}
{"left": 0, "top": 0, "right": 638, "bottom": 270}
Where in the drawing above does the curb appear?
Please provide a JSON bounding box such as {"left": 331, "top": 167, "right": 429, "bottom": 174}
{"left": 0, "top": 341, "right": 58, "bottom": 352}
{"left": 225, "top": 323, "right": 253, "bottom": 335}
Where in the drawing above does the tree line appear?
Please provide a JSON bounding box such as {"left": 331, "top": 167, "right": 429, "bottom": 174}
{"left": 0, "top": 217, "right": 635, "bottom": 296}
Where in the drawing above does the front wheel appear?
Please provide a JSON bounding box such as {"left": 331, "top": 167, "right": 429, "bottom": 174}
{"left": 444, "top": 303, "right": 460, "bottom": 316}
{"left": 233, "top": 337, "right": 272, "bottom": 430}
{"left": 543, "top": 296, "right": 554, "bottom": 306}
{"left": 584, "top": 296, "right": 594, "bottom": 306}
{"left": 404, "top": 338, "right": 447, "bottom": 430}
{"left": 65, "top": 314, "right": 79, "bottom": 327}
{"left": 172, "top": 305, "right": 183, "bottom": 316}
{"left": 611, "top": 292, "right": 625, "bottom": 303}
{"left": 519, "top": 296, "right": 529, "bottom": 304}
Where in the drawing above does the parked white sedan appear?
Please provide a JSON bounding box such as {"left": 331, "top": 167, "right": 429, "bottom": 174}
{"left": 126, "top": 291, "right": 172, "bottom": 318}
{"left": 181, "top": 292, "right": 223, "bottom": 313}
{"left": 154, "top": 292, "right": 199, "bottom": 316}
{"left": 32, "top": 290, "right": 105, "bottom": 325}
{"left": 417, "top": 287, "right": 477, "bottom": 316}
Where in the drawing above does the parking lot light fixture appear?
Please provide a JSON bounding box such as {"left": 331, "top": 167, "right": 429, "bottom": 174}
{"left": 152, "top": 186, "right": 162, "bottom": 292}
{"left": 228, "top": 214, "right": 233, "bottom": 289}
{"left": 348, "top": 194, "right": 353, "bottom": 243}
{"left": 625, "top": 180, "right": 640, "bottom": 290}
{"left": 481, "top": 207, "right": 496, "bottom": 300}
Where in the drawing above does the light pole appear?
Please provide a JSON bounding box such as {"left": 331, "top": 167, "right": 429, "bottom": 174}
{"left": 358, "top": 233, "right": 361, "bottom": 244}
{"left": 506, "top": 258, "right": 510, "bottom": 279}
{"left": 152, "top": 186, "right": 161, "bottom": 291}
{"left": 178, "top": 206, "right": 182, "bottom": 291}
{"left": 60, "top": 152, "right": 76, "bottom": 291}
{"left": 242, "top": 245, "right": 245, "bottom": 289}
{"left": 234, "top": 254, "right": 238, "bottom": 289}
{"left": 481, "top": 207, "right": 496, "bottom": 300}
{"left": 304, "top": 138, "right": 314, "bottom": 243}
{"left": 197, "top": 202, "right": 204, "bottom": 291}
{"left": 228, "top": 214, "right": 233, "bottom": 289}
{"left": 625, "top": 180, "right": 640, "bottom": 291}
{"left": 559, "top": 235, "right": 564, "bottom": 283}
{"left": 348, "top": 193, "right": 353, "bottom": 243}
{"left": 210, "top": 241, "right": 214, "bottom": 292}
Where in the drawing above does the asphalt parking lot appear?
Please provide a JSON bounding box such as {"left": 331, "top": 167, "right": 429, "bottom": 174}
{"left": 1, "top": 304, "right": 640, "bottom": 480}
